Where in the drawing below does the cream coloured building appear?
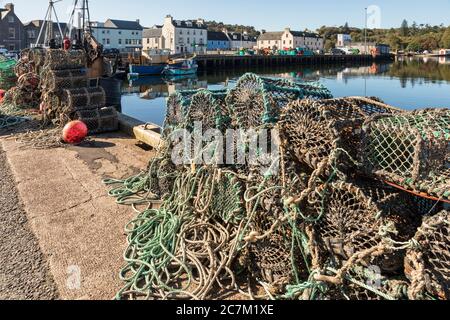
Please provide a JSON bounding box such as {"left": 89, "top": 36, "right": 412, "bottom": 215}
{"left": 257, "top": 28, "right": 323, "bottom": 51}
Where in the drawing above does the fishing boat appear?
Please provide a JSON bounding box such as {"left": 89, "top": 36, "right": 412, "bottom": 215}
{"left": 162, "top": 56, "right": 198, "bottom": 76}
{"left": 128, "top": 49, "right": 170, "bottom": 77}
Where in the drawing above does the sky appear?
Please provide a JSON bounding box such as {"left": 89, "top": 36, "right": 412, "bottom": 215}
{"left": 3, "top": 0, "right": 450, "bottom": 31}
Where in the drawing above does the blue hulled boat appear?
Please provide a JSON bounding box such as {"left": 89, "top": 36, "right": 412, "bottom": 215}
{"left": 163, "top": 57, "right": 198, "bottom": 76}
{"left": 129, "top": 64, "right": 166, "bottom": 76}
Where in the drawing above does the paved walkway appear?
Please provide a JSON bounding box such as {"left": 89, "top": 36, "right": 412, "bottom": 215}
{"left": 0, "top": 133, "right": 152, "bottom": 300}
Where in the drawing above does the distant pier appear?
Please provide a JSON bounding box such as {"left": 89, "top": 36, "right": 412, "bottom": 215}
{"left": 196, "top": 54, "right": 392, "bottom": 71}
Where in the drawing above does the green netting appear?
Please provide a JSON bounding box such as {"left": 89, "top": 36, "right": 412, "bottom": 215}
{"left": 361, "top": 109, "right": 450, "bottom": 201}
{"left": 163, "top": 89, "right": 228, "bottom": 137}
{"left": 226, "top": 73, "right": 327, "bottom": 129}
{"left": 0, "top": 57, "right": 17, "bottom": 90}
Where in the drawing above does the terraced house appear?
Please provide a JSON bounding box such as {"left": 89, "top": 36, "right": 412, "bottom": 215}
{"left": 0, "top": 3, "right": 25, "bottom": 51}
{"left": 257, "top": 28, "right": 324, "bottom": 51}
{"left": 207, "top": 31, "right": 230, "bottom": 51}
{"left": 90, "top": 19, "right": 143, "bottom": 53}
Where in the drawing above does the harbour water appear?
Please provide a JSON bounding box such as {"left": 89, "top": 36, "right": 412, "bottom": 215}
{"left": 121, "top": 56, "right": 450, "bottom": 126}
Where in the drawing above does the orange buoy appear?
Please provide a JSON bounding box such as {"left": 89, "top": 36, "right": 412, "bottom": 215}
{"left": 62, "top": 120, "right": 88, "bottom": 145}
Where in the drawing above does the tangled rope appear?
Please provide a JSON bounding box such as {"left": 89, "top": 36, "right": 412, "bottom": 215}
{"left": 106, "top": 73, "right": 449, "bottom": 300}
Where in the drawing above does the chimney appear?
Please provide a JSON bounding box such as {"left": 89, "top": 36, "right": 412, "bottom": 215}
{"left": 165, "top": 15, "right": 173, "bottom": 25}
{"left": 136, "top": 19, "right": 140, "bottom": 25}
{"left": 5, "top": 3, "right": 14, "bottom": 12}
{"left": 261, "top": 29, "right": 266, "bottom": 34}
{"left": 284, "top": 27, "right": 291, "bottom": 33}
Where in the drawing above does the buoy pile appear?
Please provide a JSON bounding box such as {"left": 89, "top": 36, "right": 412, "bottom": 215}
{"left": 106, "top": 73, "right": 449, "bottom": 300}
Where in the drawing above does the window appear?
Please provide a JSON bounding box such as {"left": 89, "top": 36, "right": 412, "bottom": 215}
{"left": 102, "top": 30, "right": 105, "bottom": 34}
{"left": 119, "top": 39, "right": 122, "bottom": 45}
{"left": 107, "top": 39, "right": 110, "bottom": 45}
{"left": 119, "top": 31, "right": 122, "bottom": 35}
{"left": 27, "top": 30, "right": 36, "bottom": 38}
{"left": 9, "top": 44, "right": 15, "bottom": 51}
{"left": 8, "top": 16, "right": 14, "bottom": 23}
{"left": 8, "top": 28, "right": 15, "bottom": 39}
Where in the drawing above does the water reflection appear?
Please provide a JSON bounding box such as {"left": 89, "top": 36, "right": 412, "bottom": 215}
{"left": 121, "top": 57, "right": 450, "bottom": 126}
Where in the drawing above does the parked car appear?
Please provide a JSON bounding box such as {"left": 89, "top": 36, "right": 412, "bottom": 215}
{"left": 0, "top": 48, "right": 18, "bottom": 60}
{"left": 331, "top": 48, "right": 346, "bottom": 55}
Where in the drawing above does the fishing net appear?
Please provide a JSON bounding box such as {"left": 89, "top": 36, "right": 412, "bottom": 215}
{"left": 361, "top": 109, "right": 450, "bottom": 202}
{"left": 279, "top": 97, "right": 399, "bottom": 175}
{"left": 266, "top": 77, "right": 333, "bottom": 100}
{"left": 225, "top": 73, "right": 305, "bottom": 129}
{"left": 41, "top": 68, "right": 88, "bottom": 92}
{"left": 315, "top": 267, "right": 410, "bottom": 300}
{"left": 201, "top": 170, "right": 245, "bottom": 224}
{"left": 0, "top": 113, "right": 28, "bottom": 130}
{"left": 0, "top": 57, "right": 17, "bottom": 90}
{"left": 44, "top": 49, "right": 86, "bottom": 70}
{"left": 75, "top": 107, "right": 118, "bottom": 134}
{"left": 305, "top": 180, "right": 421, "bottom": 277}
{"left": 1, "top": 73, "right": 41, "bottom": 110}
{"left": 106, "top": 73, "right": 448, "bottom": 301}
{"left": 163, "top": 89, "right": 228, "bottom": 137}
{"left": 185, "top": 90, "right": 229, "bottom": 132}
{"left": 62, "top": 87, "right": 106, "bottom": 112}
{"left": 405, "top": 210, "right": 450, "bottom": 300}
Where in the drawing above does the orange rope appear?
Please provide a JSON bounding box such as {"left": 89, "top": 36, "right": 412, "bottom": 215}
{"left": 384, "top": 180, "right": 450, "bottom": 204}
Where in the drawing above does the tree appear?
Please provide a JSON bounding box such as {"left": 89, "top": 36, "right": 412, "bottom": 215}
{"left": 343, "top": 22, "right": 350, "bottom": 34}
{"left": 400, "top": 19, "right": 409, "bottom": 36}
{"left": 387, "top": 34, "right": 403, "bottom": 51}
{"left": 407, "top": 41, "right": 421, "bottom": 52}
{"left": 324, "top": 39, "right": 335, "bottom": 51}
{"left": 441, "top": 27, "right": 450, "bottom": 48}
{"left": 411, "top": 21, "right": 418, "bottom": 35}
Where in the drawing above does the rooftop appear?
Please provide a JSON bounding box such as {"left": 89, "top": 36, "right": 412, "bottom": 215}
{"left": 143, "top": 28, "right": 162, "bottom": 38}
{"left": 92, "top": 19, "right": 144, "bottom": 30}
{"left": 207, "top": 31, "right": 229, "bottom": 41}
{"left": 258, "top": 32, "right": 284, "bottom": 41}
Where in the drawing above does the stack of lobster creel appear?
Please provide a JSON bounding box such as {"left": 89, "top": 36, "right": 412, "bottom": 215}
{"left": 106, "top": 73, "right": 449, "bottom": 301}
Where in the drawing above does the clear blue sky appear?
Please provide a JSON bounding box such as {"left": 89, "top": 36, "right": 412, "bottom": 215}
{"left": 5, "top": 0, "right": 450, "bottom": 31}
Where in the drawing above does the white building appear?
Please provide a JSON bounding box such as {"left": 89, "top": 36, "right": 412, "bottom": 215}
{"left": 257, "top": 28, "right": 324, "bottom": 51}
{"left": 337, "top": 34, "right": 352, "bottom": 47}
{"left": 161, "top": 15, "right": 207, "bottom": 54}
{"left": 142, "top": 25, "right": 163, "bottom": 51}
{"left": 90, "top": 19, "right": 143, "bottom": 52}
{"left": 225, "top": 31, "right": 257, "bottom": 50}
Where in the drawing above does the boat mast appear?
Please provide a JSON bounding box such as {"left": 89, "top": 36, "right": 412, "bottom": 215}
{"left": 35, "top": 0, "right": 64, "bottom": 47}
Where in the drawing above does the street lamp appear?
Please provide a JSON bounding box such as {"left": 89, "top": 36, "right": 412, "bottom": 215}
{"left": 364, "top": 7, "right": 368, "bottom": 55}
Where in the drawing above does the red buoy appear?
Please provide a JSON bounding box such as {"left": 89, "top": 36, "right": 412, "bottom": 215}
{"left": 62, "top": 120, "right": 88, "bottom": 145}
{"left": 63, "top": 37, "right": 71, "bottom": 51}
{"left": 0, "top": 89, "right": 6, "bottom": 103}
